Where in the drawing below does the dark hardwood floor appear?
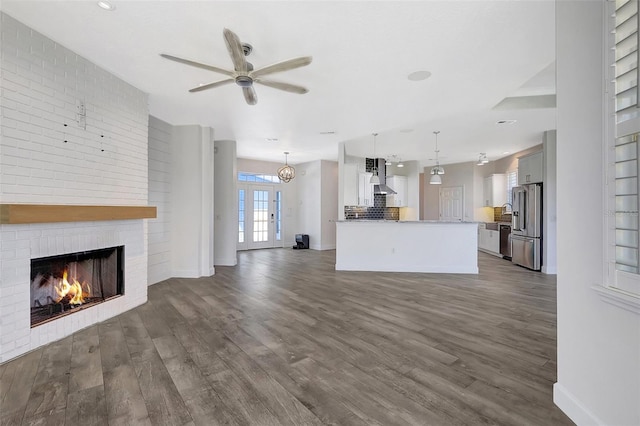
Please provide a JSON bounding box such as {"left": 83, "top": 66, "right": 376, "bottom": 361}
{"left": 1, "top": 249, "right": 573, "bottom": 425}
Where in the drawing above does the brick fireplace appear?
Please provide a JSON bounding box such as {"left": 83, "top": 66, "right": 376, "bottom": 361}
{"left": 0, "top": 13, "right": 152, "bottom": 362}
{"left": 0, "top": 220, "right": 149, "bottom": 362}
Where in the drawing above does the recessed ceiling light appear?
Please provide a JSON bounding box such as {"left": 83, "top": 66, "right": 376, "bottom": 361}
{"left": 496, "top": 119, "right": 517, "bottom": 125}
{"left": 266, "top": 138, "right": 279, "bottom": 142}
{"left": 407, "top": 70, "right": 431, "bottom": 81}
{"left": 97, "top": 1, "right": 116, "bottom": 11}
{"left": 502, "top": 151, "right": 510, "bottom": 155}
{"left": 319, "top": 131, "right": 336, "bottom": 135}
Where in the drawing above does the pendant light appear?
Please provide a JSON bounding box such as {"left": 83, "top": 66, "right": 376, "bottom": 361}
{"left": 277, "top": 152, "right": 295, "bottom": 183}
{"left": 430, "top": 131, "right": 444, "bottom": 185}
{"left": 370, "top": 133, "right": 380, "bottom": 184}
{"left": 477, "top": 152, "right": 489, "bottom": 166}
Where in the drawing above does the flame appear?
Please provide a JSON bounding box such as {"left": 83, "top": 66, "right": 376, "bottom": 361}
{"left": 55, "top": 269, "right": 90, "bottom": 305}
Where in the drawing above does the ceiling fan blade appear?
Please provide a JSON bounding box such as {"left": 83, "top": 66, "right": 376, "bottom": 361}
{"left": 188, "top": 79, "right": 234, "bottom": 93}
{"left": 223, "top": 28, "right": 247, "bottom": 73}
{"left": 243, "top": 86, "right": 257, "bottom": 105}
{"left": 251, "top": 56, "right": 312, "bottom": 78}
{"left": 255, "top": 79, "right": 308, "bottom": 94}
{"left": 160, "top": 54, "right": 233, "bottom": 77}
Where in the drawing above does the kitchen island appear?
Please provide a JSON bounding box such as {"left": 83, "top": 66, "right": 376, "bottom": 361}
{"left": 335, "top": 220, "right": 478, "bottom": 273}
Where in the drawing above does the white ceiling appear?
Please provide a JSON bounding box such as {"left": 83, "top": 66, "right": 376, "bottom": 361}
{"left": 0, "top": 1, "right": 556, "bottom": 168}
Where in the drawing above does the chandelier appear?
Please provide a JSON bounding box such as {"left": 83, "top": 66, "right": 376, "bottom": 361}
{"left": 430, "top": 131, "right": 444, "bottom": 185}
{"left": 277, "top": 152, "right": 295, "bottom": 183}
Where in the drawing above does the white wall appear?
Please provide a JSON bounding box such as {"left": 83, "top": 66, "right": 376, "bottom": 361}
{"left": 321, "top": 160, "right": 338, "bottom": 250}
{"left": 555, "top": 2, "right": 640, "bottom": 425}
{"left": 148, "top": 116, "right": 173, "bottom": 284}
{"left": 295, "top": 159, "right": 338, "bottom": 250}
{"left": 170, "top": 125, "right": 214, "bottom": 278}
{"left": 214, "top": 140, "right": 237, "bottom": 266}
{"left": 296, "top": 160, "right": 322, "bottom": 249}
{"left": 0, "top": 12, "right": 149, "bottom": 362}
{"left": 542, "top": 130, "right": 557, "bottom": 275}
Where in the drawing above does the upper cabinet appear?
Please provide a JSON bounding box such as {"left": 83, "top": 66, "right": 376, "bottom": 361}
{"left": 358, "top": 172, "right": 374, "bottom": 206}
{"left": 518, "top": 151, "right": 544, "bottom": 184}
{"left": 386, "top": 175, "right": 408, "bottom": 207}
{"left": 483, "top": 174, "right": 506, "bottom": 207}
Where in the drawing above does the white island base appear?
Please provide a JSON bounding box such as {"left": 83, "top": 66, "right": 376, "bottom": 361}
{"left": 336, "top": 220, "right": 478, "bottom": 274}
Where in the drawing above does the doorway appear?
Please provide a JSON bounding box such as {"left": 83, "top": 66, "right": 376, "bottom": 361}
{"left": 439, "top": 185, "right": 464, "bottom": 221}
{"left": 238, "top": 183, "right": 284, "bottom": 250}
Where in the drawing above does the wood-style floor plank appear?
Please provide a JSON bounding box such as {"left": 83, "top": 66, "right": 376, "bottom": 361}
{"left": 0, "top": 249, "right": 574, "bottom": 425}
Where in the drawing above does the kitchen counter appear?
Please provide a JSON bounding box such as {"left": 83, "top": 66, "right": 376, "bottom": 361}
{"left": 335, "top": 220, "right": 478, "bottom": 274}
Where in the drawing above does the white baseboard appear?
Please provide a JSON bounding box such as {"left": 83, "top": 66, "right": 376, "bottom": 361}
{"left": 553, "top": 382, "right": 603, "bottom": 426}
{"left": 214, "top": 257, "right": 237, "bottom": 266}
{"left": 171, "top": 269, "right": 200, "bottom": 278}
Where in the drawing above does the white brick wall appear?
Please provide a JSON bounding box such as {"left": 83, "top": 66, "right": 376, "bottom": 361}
{"left": 0, "top": 13, "right": 150, "bottom": 362}
{"left": 0, "top": 12, "right": 148, "bottom": 205}
{"left": 148, "top": 116, "right": 172, "bottom": 285}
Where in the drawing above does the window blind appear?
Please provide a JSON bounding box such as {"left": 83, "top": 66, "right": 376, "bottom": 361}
{"left": 615, "top": 0, "right": 639, "bottom": 123}
{"left": 614, "top": 0, "right": 640, "bottom": 275}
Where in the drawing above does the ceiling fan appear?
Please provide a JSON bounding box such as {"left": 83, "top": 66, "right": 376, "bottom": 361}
{"left": 161, "top": 28, "right": 312, "bottom": 105}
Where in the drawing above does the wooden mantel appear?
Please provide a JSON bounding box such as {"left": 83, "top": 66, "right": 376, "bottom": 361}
{"left": 0, "top": 204, "right": 157, "bottom": 224}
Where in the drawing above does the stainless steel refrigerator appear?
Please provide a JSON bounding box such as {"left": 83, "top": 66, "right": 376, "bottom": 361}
{"left": 511, "top": 183, "right": 542, "bottom": 270}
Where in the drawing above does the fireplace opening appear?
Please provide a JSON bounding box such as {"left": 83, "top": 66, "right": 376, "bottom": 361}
{"left": 30, "top": 246, "right": 124, "bottom": 327}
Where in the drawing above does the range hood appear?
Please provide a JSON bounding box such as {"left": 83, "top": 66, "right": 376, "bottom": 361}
{"left": 369, "top": 158, "right": 396, "bottom": 195}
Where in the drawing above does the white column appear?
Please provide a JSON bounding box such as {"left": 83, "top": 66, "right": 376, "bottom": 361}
{"left": 214, "top": 139, "right": 238, "bottom": 266}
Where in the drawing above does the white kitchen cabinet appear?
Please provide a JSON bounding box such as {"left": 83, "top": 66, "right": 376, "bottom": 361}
{"left": 343, "top": 163, "right": 359, "bottom": 206}
{"left": 358, "top": 172, "right": 374, "bottom": 206}
{"left": 483, "top": 174, "right": 506, "bottom": 207}
{"left": 478, "top": 223, "right": 500, "bottom": 254}
{"left": 386, "top": 175, "right": 408, "bottom": 207}
{"left": 487, "top": 229, "right": 500, "bottom": 253}
{"left": 518, "top": 151, "right": 544, "bottom": 184}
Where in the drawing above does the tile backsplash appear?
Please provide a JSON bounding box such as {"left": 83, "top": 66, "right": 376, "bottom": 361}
{"left": 494, "top": 207, "right": 512, "bottom": 223}
{"left": 345, "top": 206, "right": 400, "bottom": 220}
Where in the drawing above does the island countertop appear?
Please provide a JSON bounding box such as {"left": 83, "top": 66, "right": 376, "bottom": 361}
{"left": 335, "top": 220, "right": 478, "bottom": 274}
{"left": 334, "top": 220, "right": 479, "bottom": 224}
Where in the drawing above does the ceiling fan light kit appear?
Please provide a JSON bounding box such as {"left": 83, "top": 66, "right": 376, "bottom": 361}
{"left": 277, "top": 152, "right": 295, "bottom": 183}
{"left": 161, "top": 28, "right": 312, "bottom": 105}
{"left": 477, "top": 153, "right": 489, "bottom": 166}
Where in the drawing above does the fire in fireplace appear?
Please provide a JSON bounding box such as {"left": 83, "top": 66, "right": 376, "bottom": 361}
{"left": 30, "top": 246, "right": 124, "bottom": 327}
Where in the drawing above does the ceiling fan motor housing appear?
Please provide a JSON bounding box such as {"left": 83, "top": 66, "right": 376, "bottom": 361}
{"left": 235, "top": 75, "right": 253, "bottom": 87}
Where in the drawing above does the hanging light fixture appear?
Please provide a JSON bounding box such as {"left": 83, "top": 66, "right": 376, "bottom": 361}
{"left": 370, "top": 133, "right": 380, "bottom": 184}
{"left": 397, "top": 159, "right": 404, "bottom": 168}
{"left": 430, "top": 131, "right": 444, "bottom": 185}
{"left": 477, "top": 152, "right": 489, "bottom": 166}
{"left": 277, "top": 151, "right": 295, "bottom": 183}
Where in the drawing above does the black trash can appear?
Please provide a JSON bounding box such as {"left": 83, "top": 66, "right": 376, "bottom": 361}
{"left": 293, "top": 234, "right": 309, "bottom": 249}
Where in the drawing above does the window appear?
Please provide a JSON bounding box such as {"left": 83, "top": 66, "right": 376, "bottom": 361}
{"left": 606, "top": 0, "right": 640, "bottom": 297}
{"left": 275, "top": 190, "right": 282, "bottom": 241}
{"left": 253, "top": 190, "right": 269, "bottom": 242}
{"left": 238, "top": 172, "right": 281, "bottom": 183}
{"left": 238, "top": 189, "right": 245, "bottom": 243}
{"left": 506, "top": 170, "right": 518, "bottom": 211}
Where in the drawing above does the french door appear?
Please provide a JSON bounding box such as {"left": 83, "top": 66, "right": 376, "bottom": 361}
{"left": 238, "top": 184, "right": 283, "bottom": 250}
